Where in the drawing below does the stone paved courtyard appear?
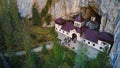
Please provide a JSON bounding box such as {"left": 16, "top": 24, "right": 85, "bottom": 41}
{"left": 58, "top": 32, "right": 99, "bottom": 58}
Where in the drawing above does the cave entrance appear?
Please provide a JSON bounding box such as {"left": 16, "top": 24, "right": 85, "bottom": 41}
{"left": 88, "top": 6, "right": 102, "bottom": 31}
{"left": 81, "top": 5, "right": 102, "bottom": 31}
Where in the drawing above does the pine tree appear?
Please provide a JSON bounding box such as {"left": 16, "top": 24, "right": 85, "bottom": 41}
{"left": 74, "top": 45, "right": 90, "bottom": 68}
{"left": 53, "top": 41, "right": 64, "bottom": 67}
{"left": 90, "top": 47, "right": 110, "bottom": 68}
{"left": 32, "top": 7, "right": 41, "bottom": 26}
{"left": 0, "top": 0, "right": 14, "bottom": 50}
{"left": 23, "top": 18, "right": 41, "bottom": 68}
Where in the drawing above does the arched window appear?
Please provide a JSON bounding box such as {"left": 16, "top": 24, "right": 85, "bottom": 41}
{"left": 93, "top": 44, "right": 95, "bottom": 46}
{"left": 100, "top": 47, "right": 103, "bottom": 49}
{"left": 72, "top": 47, "right": 75, "bottom": 49}
{"left": 88, "top": 42, "right": 90, "bottom": 44}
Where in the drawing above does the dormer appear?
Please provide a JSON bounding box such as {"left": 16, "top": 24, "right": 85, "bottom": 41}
{"left": 91, "top": 17, "right": 96, "bottom": 22}
{"left": 74, "top": 15, "right": 85, "bottom": 28}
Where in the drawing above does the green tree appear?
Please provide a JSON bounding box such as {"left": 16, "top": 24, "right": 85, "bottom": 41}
{"left": 44, "top": 54, "right": 55, "bottom": 68}
{"left": 31, "top": 52, "right": 41, "bottom": 68}
{"left": 90, "top": 47, "right": 110, "bottom": 68}
{"left": 0, "top": 0, "right": 14, "bottom": 50}
{"left": 0, "top": 1, "right": 41, "bottom": 68}
{"left": 0, "top": 0, "right": 23, "bottom": 51}
{"left": 45, "top": 14, "right": 52, "bottom": 25}
{"left": 53, "top": 41, "right": 64, "bottom": 67}
{"left": 8, "top": 52, "right": 22, "bottom": 68}
{"left": 23, "top": 18, "right": 41, "bottom": 68}
{"left": 44, "top": 41, "right": 64, "bottom": 68}
{"left": 32, "top": 7, "right": 41, "bottom": 26}
{"left": 42, "top": 44, "right": 48, "bottom": 54}
{"left": 63, "top": 48, "right": 75, "bottom": 68}
{"left": 0, "top": 22, "right": 5, "bottom": 51}
{"left": 22, "top": 19, "right": 34, "bottom": 68}
{"left": 74, "top": 45, "right": 90, "bottom": 68}
{"left": 0, "top": 0, "right": 25, "bottom": 68}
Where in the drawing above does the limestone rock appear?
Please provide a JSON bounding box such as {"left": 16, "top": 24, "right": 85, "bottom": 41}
{"left": 17, "top": 0, "right": 33, "bottom": 18}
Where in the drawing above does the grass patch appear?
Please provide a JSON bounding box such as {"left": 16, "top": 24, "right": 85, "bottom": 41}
{"left": 13, "top": 26, "right": 56, "bottom": 51}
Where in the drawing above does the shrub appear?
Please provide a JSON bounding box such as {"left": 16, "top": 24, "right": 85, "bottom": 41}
{"left": 37, "top": 35, "right": 46, "bottom": 43}
{"left": 30, "top": 34, "right": 37, "bottom": 39}
{"left": 32, "top": 7, "right": 40, "bottom": 26}
{"left": 45, "top": 14, "right": 52, "bottom": 25}
{"left": 42, "top": 44, "right": 48, "bottom": 54}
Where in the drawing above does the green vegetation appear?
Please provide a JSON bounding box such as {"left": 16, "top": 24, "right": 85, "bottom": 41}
{"left": 30, "top": 26, "right": 57, "bottom": 46}
{"left": 40, "top": 0, "right": 52, "bottom": 17}
{"left": 32, "top": 0, "right": 53, "bottom": 26}
{"left": 42, "top": 43, "right": 48, "bottom": 54}
{"left": 0, "top": 0, "right": 41, "bottom": 68}
{"left": 41, "top": 41, "right": 76, "bottom": 68}
{"left": 63, "top": 48, "right": 75, "bottom": 68}
{"left": 90, "top": 47, "right": 110, "bottom": 68}
{"left": 32, "top": 7, "right": 41, "bottom": 26}
{"left": 74, "top": 45, "right": 110, "bottom": 68}
{"left": 8, "top": 52, "right": 23, "bottom": 68}
{"left": 30, "top": 33, "right": 37, "bottom": 39}
{"left": 0, "top": 0, "right": 23, "bottom": 67}
{"left": 0, "top": 22, "right": 5, "bottom": 51}
{"left": 75, "top": 46, "right": 90, "bottom": 68}
{"left": 45, "top": 14, "right": 52, "bottom": 25}
{"left": 0, "top": 0, "right": 111, "bottom": 68}
{"left": 52, "top": 41, "right": 64, "bottom": 66}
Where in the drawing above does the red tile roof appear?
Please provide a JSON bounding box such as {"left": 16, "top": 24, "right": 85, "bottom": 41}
{"left": 55, "top": 18, "right": 66, "bottom": 25}
{"left": 98, "top": 32, "right": 114, "bottom": 45}
{"left": 61, "top": 21, "right": 75, "bottom": 32}
{"left": 81, "top": 28, "right": 99, "bottom": 43}
{"left": 75, "top": 15, "right": 85, "bottom": 23}
{"left": 55, "top": 17, "right": 114, "bottom": 45}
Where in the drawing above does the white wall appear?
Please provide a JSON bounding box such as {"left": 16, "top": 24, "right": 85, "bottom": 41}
{"left": 74, "top": 21, "right": 85, "bottom": 28}
{"left": 82, "top": 39, "right": 111, "bottom": 51}
{"left": 55, "top": 24, "right": 110, "bottom": 51}
{"left": 55, "top": 24, "right": 62, "bottom": 32}
{"left": 69, "top": 29, "right": 80, "bottom": 40}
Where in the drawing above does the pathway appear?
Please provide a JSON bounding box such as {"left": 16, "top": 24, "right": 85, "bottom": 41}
{"left": 57, "top": 32, "right": 99, "bottom": 58}
{"left": 12, "top": 42, "right": 53, "bottom": 56}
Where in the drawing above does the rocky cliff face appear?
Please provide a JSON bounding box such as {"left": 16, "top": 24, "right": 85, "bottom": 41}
{"left": 99, "top": 0, "right": 120, "bottom": 67}
{"left": 17, "top": 0, "right": 120, "bottom": 68}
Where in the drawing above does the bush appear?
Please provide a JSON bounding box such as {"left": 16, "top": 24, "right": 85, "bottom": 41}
{"left": 45, "top": 14, "right": 52, "bottom": 25}
{"left": 42, "top": 44, "right": 48, "bottom": 54}
{"left": 32, "top": 7, "right": 41, "bottom": 26}
{"left": 37, "top": 35, "right": 46, "bottom": 43}
{"left": 40, "top": 0, "right": 52, "bottom": 17}
{"left": 30, "top": 34, "right": 37, "bottom": 39}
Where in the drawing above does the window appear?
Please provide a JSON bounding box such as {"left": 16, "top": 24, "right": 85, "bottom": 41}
{"left": 56, "top": 28, "right": 57, "bottom": 30}
{"left": 93, "top": 44, "right": 95, "bottom": 46}
{"left": 83, "top": 40, "right": 85, "bottom": 42}
{"left": 77, "top": 23, "right": 79, "bottom": 27}
{"left": 100, "top": 47, "right": 103, "bottom": 49}
{"left": 72, "top": 47, "right": 75, "bottom": 49}
{"left": 88, "top": 42, "right": 90, "bottom": 44}
{"left": 91, "top": 17, "right": 96, "bottom": 21}
{"left": 68, "top": 44, "right": 70, "bottom": 46}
